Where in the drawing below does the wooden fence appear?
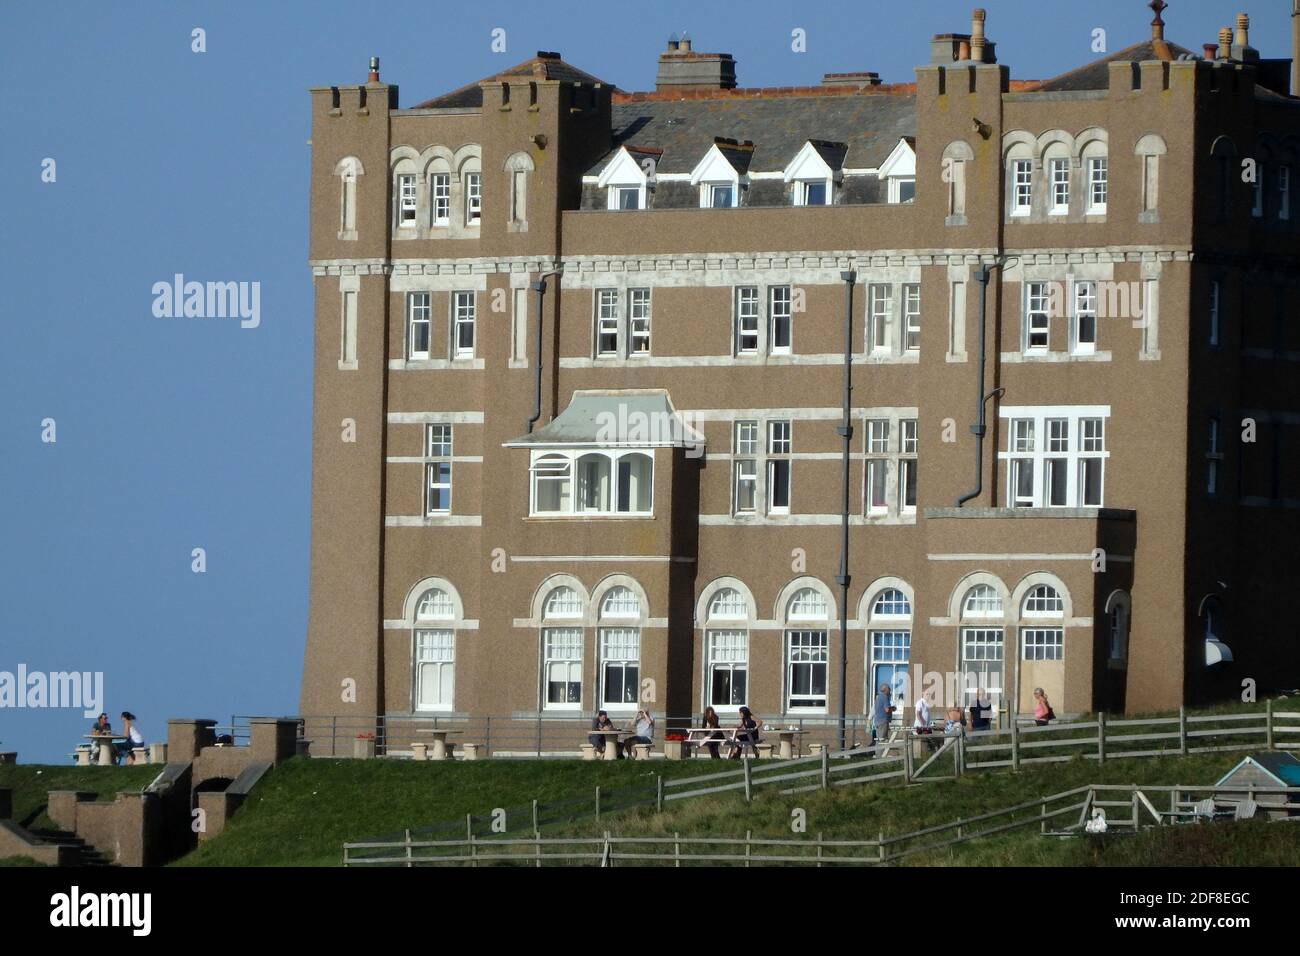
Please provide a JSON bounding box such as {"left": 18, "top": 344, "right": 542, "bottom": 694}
{"left": 342, "top": 781, "right": 1300, "bottom": 866}
{"left": 343, "top": 702, "right": 1300, "bottom": 857}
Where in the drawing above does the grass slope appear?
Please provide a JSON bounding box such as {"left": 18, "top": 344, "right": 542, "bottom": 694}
{"left": 175, "top": 757, "right": 722, "bottom": 867}
{"left": 0, "top": 764, "right": 159, "bottom": 831}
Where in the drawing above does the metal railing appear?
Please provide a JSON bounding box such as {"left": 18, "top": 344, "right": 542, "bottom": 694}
{"left": 343, "top": 781, "right": 1300, "bottom": 866}
{"left": 336, "top": 702, "right": 1300, "bottom": 855}
{"left": 231, "top": 712, "right": 874, "bottom": 758}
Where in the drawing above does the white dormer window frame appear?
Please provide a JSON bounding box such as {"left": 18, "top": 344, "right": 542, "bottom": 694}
{"left": 690, "top": 143, "right": 744, "bottom": 208}
{"left": 784, "top": 142, "right": 837, "bottom": 207}
{"left": 878, "top": 138, "right": 917, "bottom": 205}
{"left": 598, "top": 147, "right": 650, "bottom": 211}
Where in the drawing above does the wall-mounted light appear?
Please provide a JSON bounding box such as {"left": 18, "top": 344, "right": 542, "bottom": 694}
{"left": 971, "top": 118, "right": 991, "bottom": 139}
{"left": 531, "top": 134, "right": 548, "bottom": 149}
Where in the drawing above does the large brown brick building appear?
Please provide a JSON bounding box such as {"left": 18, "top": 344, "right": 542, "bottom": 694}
{"left": 299, "top": 5, "right": 1300, "bottom": 750}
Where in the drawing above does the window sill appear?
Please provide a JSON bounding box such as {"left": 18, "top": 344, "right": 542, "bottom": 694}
{"left": 945, "top": 215, "right": 968, "bottom": 227}
{"left": 524, "top": 514, "right": 656, "bottom": 521}
{"left": 337, "top": 360, "right": 358, "bottom": 371}
{"left": 390, "top": 358, "right": 486, "bottom": 370}
{"left": 1001, "top": 350, "right": 1112, "bottom": 364}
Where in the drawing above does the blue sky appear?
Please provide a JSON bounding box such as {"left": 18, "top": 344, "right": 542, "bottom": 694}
{"left": 0, "top": 1, "right": 1289, "bottom": 762}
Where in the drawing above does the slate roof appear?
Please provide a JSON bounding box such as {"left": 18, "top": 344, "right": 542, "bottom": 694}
{"left": 1035, "top": 39, "right": 1198, "bottom": 93}
{"left": 587, "top": 92, "right": 916, "bottom": 176}
{"left": 1219, "top": 752, "right": 1300, "bottom": 787}
{"left": 503, "top": 390, "right": 704, "bottom": 448}
{"left": 414, "top": 53, "right": 607, "bottom": 109}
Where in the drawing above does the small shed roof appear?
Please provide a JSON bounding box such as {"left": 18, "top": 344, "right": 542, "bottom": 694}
{"left": 1217, "top": 752, "right": 1300, "bottom": 787}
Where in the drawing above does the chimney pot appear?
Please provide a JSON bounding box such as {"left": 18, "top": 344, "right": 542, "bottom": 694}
{"left": 367, "top": 56, "right": 380, "bottom": 83}
{"left": 1204, "top": 43, "right": 1218, "bottom": 60}
{"left": 1219, "top": 27, "right": 1233, "bottom": 60}
{"left": 1235, "top": 13, "right": 1249, "bottom": 48}
{"left": 970, "top": 8, "right": 987, "bottom": 61}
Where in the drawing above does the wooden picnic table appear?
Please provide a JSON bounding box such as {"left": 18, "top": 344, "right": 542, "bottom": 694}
{"left": 416, "top": 728, "right": 463, "bottom": 760}
{"left": 84, "top": 734, "right": 125, "bottom": 766}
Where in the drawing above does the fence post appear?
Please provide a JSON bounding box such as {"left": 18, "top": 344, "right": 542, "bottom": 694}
{"left": 878, "top": 830, "right": 886, "bottom": 865}
{"left": 405, "top": 828, "right": 413, "bottom": 867}
{"left": 657, "top": 775, "right": 664, "bottom": 813}
{"left": 821, "top": 748, "right": 829, "bottom": 790}
{"left": 331, "top": 715, "right": 337, "bottom": 757}
{"left": 1131, "top": 785, "right": 1139, "bottom": 828}
{"left": 485, "top": 716, "right": 492, "bottom": 757}
{"left": 595, "top": 785, "right": 601, "bottom": 821}
{"left": 1097, "top": 712, "right": 1106, "bottom": 764}
{"left": 674, "top": 832, "right": 681, "bottom": 868}
{"left": 955, "top": 736, "right": 964, "bottom": 777}
{"left": 1267, "top": 698, "right": 1275, "bottom": 750}
{"left": 535, "top": 829, "right": 541, "bottom": 868}
{"left": 745, "top": 830, "right": 752, "bottom": 868}
{"left": 1011, "top": 722, "right": 1020, "bottom": 771}
{"left": 536, "top": 713, "right": 543, "bottom": 757}
{"left": 469, "top": 832, "right": 477, "bottom": 868}
{"left": 743, "top": 756, "right": 753, "bottom": 803}
{"left": 532, "top": 798, "right": 539, "bottom": 834}
{"left": 817, "top": 832, "right": 823, "bottom": 868}
{"left": 1179, "top": 706, "right": 1188, "bottom": 756}
{"left": 1039, "top": 800, "right": 1047, "bottom": 834}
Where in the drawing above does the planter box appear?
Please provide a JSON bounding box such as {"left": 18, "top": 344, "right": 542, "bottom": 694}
{"left": 663, "top": 739, "right": 688, "bottom": 761}
{"left": 353, "top": 737, "right": 377, "bottom": 760}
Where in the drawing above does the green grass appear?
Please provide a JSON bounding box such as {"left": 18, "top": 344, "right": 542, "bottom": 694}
{"left": 0, "top": 764, "right": 159, "bottom": 831}
{"left": 173, "top": 757, "right": 726, "bottom": 867}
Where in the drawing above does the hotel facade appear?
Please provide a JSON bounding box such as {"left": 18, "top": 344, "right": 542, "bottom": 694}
{"left": 299, "top": 6, "right": 1300, "bottom": 747}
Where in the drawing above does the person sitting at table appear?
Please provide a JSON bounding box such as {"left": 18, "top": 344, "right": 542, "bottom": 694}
{"left": 589, "top": 709, "right": 619, "bottom": 758}
{"left": 969, "top": 687, "right": 992, "bottom": 733}
{"left": 728, "top": 706, "right": 761, "bottom": 759}
{"left": 90, "top": 713, "right": 112, "bottom": 737}
{"left": 116, "top": 712, "right": 146, "bottom": 764}
{"left": 700, "top": 706, "right": 724, "bottom": 759}
{"left": 624, "top": 708, "right": 655, "bottom": 757}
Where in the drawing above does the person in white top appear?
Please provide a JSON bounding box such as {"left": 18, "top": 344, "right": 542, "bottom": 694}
{"left": 117, "top": 712, "right": 146, "bottom": 764}
{"left": 913, "top": 695, "right": 931, "bottom": 732}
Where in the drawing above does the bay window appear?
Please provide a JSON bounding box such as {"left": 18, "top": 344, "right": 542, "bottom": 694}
{"left": 530, "top": 449, "right": 653, "bottom": 516}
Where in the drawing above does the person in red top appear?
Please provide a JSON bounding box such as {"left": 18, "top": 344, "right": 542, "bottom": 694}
{"left": 1033, "top": 688, "right": 1055, "bottom": 726}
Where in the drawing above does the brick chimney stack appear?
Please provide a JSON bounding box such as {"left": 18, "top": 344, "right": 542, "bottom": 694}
{"left": 1150, "top": 0, "right": 1167, "bottom": 41}
{"left": 970, "top": 9, "right": 987, "bottom": 62}
{"left": 655, "top": 35, "right": 737, "bottom": 91}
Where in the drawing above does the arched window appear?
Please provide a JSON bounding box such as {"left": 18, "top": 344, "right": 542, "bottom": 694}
{"left": 785, "top": 585, "right": 829, "bottom": 711}
{"left": 427, "top": 157, "right": 452, "bottom": 227}
{"left": 391, "top": 149, "right": 420, "bottom": 231}
{"left": 942, "top": 141, "right": 974, "bottom": 219}
{"left": 1043, "top": 142, "right": 1071, "bottom": 215}
{"left": 504, "top": 151, "right": 535, "bottom": 229}
{"left": 958, "top": 580, "right": 1005, "bottom": 714}
{"left": 1078, "top": 131, "right": 1108, "bottom": 215}
{"left": 1022, "top": 584, "right": 1064, "bottom": 617}
{"left": 709, "top": 587, "right": 747, "bottom": 619}
{"left": 703, "top": 586, "right": 749, "bottom": 710}
{"left": 542, "top": 585, "right": 584, "bottom": 708}
{"left": 459, "top": 154, "right": 482, "bottom": 226}
{"left": 1136, "top": 133, "right": 1167, "bottom": 219}
{"left": 335, "top": 156, "right": 364, "bottom": 240}
{"left": 1106, "top": 591, "right": 1130, "bottom": 665}
{"left": 576, "top": 453, "right": 612, "bottom": 513}
{"left": 598, "top": 586, "right": 641, "bottom": 708}
{"left": 410, "top": 583, "right": 461, "bottom": 712}
{"left": 867, "top": 584, "right": 913, "bottom": 715}
{"left": 871, "top": 588, "right": 911, "bottom": 618}
{"left": 1004, "top": 135, "right": 1035, "bottom": 217}
{"left": 962, "top": 584, "right": 1003, "bottom": 618}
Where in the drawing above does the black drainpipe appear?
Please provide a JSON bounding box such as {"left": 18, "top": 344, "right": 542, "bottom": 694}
{"left": 955, "top": 261, "right": 1005, "bottom": 507}
{"left": 837, "top": 270, "right": 856, "bottom": 752}
{"left": 526, "top": 270, "right": 562, "bottom": 434}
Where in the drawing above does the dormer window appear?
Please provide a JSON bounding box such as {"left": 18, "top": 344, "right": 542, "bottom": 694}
{"left": 690, "top": 141, "right": 747, "bottom": 209}
{"left": 878, "top": 138, "right": 917, "bottom": 205}
{"left": 706, "top": 183, "right": 735, "bottom": 208}
{"left": 612, "top": 185, "right": 642, "bottom": 210}
{"left": 598, "top": 146, "right": 652, "bottom": 211}
{"left": 796, "top": 181, "right": 828, "bottom": 206}
{"left": 784, "top": 140, "right": 842, "bottom": 208}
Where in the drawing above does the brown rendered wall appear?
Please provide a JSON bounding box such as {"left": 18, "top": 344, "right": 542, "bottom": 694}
{"left": 301, "top": 50, "right": 1300, "bottom": 735}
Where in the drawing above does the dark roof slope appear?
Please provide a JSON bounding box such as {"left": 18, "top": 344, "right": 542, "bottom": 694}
{"left": 414, "top": 53, "right": 607, "bottom": 109}
{"left": 1036, "top": 39, "right": 1198, "bottom": 93}
{"left": 587, "top": 91, "right": 916, "bottom": 176}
